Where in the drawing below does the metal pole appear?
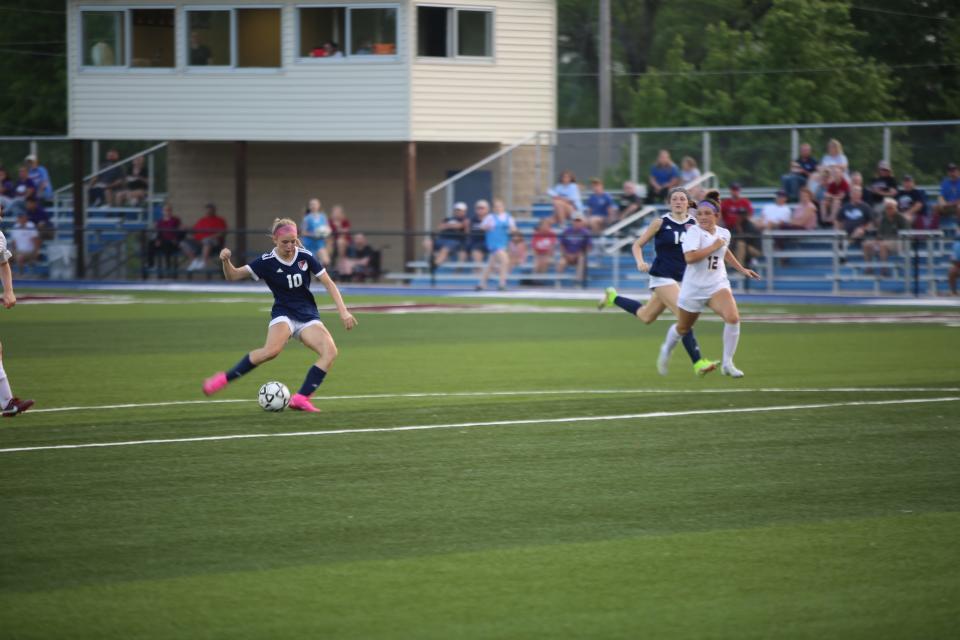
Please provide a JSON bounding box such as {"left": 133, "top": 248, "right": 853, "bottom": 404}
{"left": 598, "top": 0, "right": 611, "bottom": 129}
{"left": 534, "top": 132, "right": 542, "bottom": 197}
{"left": 882, "top": 126, "right": 892, "bottom": 164}
{"left": 235, "top": 141, "right": 248, "bottom": 264}
{"left": 506, "top": 151, "right": 513, "bottom": 211}
{"left": 790, "top": 129, "right": 799, "bottom": 160}
{"left": 630, "top": 133, "right": 639, "bottom": 185}
{"left": 147, "top": 152, "right": 155, "bottom": 208}
{"left": 72, "top": 139, "right": 86, "bottom": 279}
{"left": 403, "top": 141, "right": 417, "bottom": 270}
{"left": 91, "top": 140, "right": 100, "bottom": 175}
{"left": 702, "top": 131, "right": 711, "bottom": 174}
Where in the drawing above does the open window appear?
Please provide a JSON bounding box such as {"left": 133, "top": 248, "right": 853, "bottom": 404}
{"left": 297, "top": 5, "right": 398, "bottom": 59}
{"left": 185, "top": 7, "right": 282, "bottom": 68}
{"left": 131, "top": 9, "right": 175, "bottom": 68}
{"left": 186, "top": 10, "right": 231, "bottom": 67}
{"left": 417, "top": 5, "right": 493, "bottom": 59}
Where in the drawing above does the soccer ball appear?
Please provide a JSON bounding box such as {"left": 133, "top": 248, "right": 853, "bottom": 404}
{"left": 258, "top": 381, "right": 290, "bottom": 412}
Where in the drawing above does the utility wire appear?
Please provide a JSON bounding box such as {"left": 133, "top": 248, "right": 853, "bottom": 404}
{"left": 849, "top": 4, "right": 950, "bottom": 21}
{"left": 560, "top": 61, "right": 960, "bottom": 78}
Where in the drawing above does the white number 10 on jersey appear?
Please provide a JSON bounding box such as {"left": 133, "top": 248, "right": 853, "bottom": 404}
{"left": 286, "top": 273, "right": 303, "bottom": 288}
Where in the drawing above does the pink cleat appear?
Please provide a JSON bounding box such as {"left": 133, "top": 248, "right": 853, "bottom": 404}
{"left": 202, "top": 372, "right": 228, "bottom": 396}
{"left": 289, "top": 393, "right": 321, "bottom": 413}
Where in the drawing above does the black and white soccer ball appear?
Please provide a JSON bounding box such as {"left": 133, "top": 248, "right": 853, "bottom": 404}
{"left": 258, "top": 381, "right": 290, "bottom": 412}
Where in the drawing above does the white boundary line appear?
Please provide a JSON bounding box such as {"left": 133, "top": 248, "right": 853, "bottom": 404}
{"left": 3, "top": 396, "right": 956, "bottom": 454}
{"left": 25, "top": 387, "right": 960, "bottom": 415}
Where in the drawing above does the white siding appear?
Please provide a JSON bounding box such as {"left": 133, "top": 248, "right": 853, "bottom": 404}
{"left": 68, "top": 0, "right": 411, "bottom": 141}
{"left": 410, "top": 0, "right": 555, "bottom": 143}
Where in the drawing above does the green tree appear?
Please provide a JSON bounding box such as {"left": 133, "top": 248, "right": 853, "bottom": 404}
{"left": 0, "top": 1, "right": 67, "bottom": 135}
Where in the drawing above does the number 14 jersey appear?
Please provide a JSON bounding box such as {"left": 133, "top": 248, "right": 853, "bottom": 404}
{"left": 680, "top": 224, "right": 731, "bottom": 298}
{"left": 244, "top": 248, "right": 326, "bottom": 322}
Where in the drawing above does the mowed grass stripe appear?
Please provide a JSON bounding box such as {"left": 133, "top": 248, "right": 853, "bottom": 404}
{"left": 3, "top": 396, "right": 956, "bottom": 454}
{"left": 2, "top": 512, "right": 957, "bottom": 640}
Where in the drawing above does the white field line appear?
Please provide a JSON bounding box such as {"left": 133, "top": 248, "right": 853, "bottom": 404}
{"left": 2, "top": 396, "right": 956, "bottom": 455}
{"left": 25, "top": 387, "right": 960, "bottom": 415}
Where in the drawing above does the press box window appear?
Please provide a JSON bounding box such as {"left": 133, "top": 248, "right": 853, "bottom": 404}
{"left": 417, "top": 6, "right": 492, "bottom": 58}
{"left": 186, "top": 7, "right": 280, "bottom": 68}
{"left": 131, "top": 9, "right": 175, "bottom": 68}
{"left": 82, "top": 10, "right": 126, "bottom": 67}
{"left": 298, "top": 6, "right": 397, "bottom": 58}
{"left": 186, "top": 10, "right": 231, "bottom": 66}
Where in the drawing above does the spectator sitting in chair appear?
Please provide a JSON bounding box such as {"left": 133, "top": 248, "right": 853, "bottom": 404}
{"left": 897, "top": 174, "right": 934, "bottom": 229}
{"left": 680, "top": 156, "right": 701, "bottom": 184}
{"left": 341, "top": 233, "right": 380, "bottom": 282}
{"left": 585, "top": 177, "right": 617, "bottom": 234}
{"left": 508, "top": 231, "right": 528, "bottom": 271}
{"left": 0, "top": 166, "right": 14, "bottom": 209}
{"left": 531, "top": 217, "right": 558, "bottom": 274}
{"left": 646, "top": 149, "right": 681, "bottom": 205}
{"left": 820, "top": 165, "right": 849, "bottom": 227}
{"left": 88, "top": 148, "right": 127, "bottom": 207}
{"left": 863, "top": 198, "right": 909, "bottom": 275}
{"left": 789, "top": 187, "right": 820, "bottom": 230}
{"left": 781, "top": 142, "right": 818, "bottom": 201}
{"left": 431, "top": 202, "right": 469, "bottom": 267}
{"left": 617, "top": 181, "right": 643, "bottom": 218}
{"left": 756, "top": 190, "right": 792, "bottom": 230}
{"left": 556, "top": 213, "right": 591, "bottom": 281}
{"left": 720, "top": 183, "right": 753, "bottom": 229}
{"left": 123, "top": 155, "right": 149, "bottom": 206}
{"left": 13, "top": 166, "right": 36, "bottom": 203}
{"left": 548, "top": 170, "right": 583, "bottom": 225}
{"left": 837, "top": 186, "right": 872, "bottom": 245}
{"left": 934, "top": 162, "right": 960, "bottom": 227}
{"left": 24, "top": 197, "right": 53, "bottom": 241}
{"left": 329, "top": 205, "right": 353, "bottom": 270}
{"left": 146, "top": 203, "right": 182, "bottom": 276}
{"left": 731, "top": 207, "right": 763, "bottom": 270}
{"left": 181, "top": 203, "right": 227, "bottom": 271}
{"left": 820, "top": 138, "right": 849, "bottom": 176}
{"left": 9, "top": 211, "right": 40, "bottom": 275}
{"left": 24, "top": 154, "right": 53, "bottom": 202}
{"left": 864, "top": 160, "right": 898, "bottom": 210}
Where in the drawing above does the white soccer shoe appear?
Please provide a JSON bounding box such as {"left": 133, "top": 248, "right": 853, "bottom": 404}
{"left": 657, "top": 344, "right": 670, "bottom": 376}
{"left": 721, "top": 363, "right": 745, "bottom": 378}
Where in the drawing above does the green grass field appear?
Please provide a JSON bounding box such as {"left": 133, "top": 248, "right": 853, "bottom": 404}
{"left": 1, "top": 289, "right": 958, "bottom": 639}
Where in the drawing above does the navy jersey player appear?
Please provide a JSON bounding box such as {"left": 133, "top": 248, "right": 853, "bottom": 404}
{"left": 598, "top": 187, "right": 718, "bottom": 377}
{"left": 202, "top": 217, "right": 358, "bottom": 412}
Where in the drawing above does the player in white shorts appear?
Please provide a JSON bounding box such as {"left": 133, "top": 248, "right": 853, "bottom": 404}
{"left": 0, "top": 202, "right": 34, "bottom": 416}
{"left": 658, "top": 190, "right": 760, "bottom": 378}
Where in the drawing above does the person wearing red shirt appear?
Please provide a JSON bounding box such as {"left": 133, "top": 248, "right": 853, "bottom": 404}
{"left": 720, "top": 183, "right": 753, "bottom": 229}
{"left": 530, "top": 217, "right": 558, "bottom": 274}
{"left": 181, "top": 203, "right": 228, "bottom": 271}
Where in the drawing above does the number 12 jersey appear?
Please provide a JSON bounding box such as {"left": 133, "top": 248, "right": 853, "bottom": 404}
{"left": 680, "top": 224, "right": 731, "bottom": 299}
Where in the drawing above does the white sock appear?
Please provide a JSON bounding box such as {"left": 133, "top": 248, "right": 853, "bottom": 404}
{"left": 0, "top": 362, "right": 12, "bottom": 407}
{"left": 723, "top": 322, "right": 741, "bottom": 366}
{"left": 663, "top": 324, "right": 682, "bottom": 354}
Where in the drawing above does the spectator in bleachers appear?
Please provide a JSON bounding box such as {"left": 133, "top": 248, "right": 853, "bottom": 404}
{"left": 531, "top": 217, "right": 558, "bottom": 274}
{"left": 508, "top": 231, "right": 527, "bottom": 272}
{"left": 9, "top": 211, "right": 39, "bottom": 275}
{"left": 146, "top": 203, "right": 182, "bottom": 276}
{"left": 431, "top": 201, "right": 469, "bottom": 267}
{"left": 837, "top": 186, "right": 872, "bottom": 244}
{"left": 781, "top": 142, "right": 818, "bottom": 201}
{"left": 556, "top": 213, "right": 591, "bottom": 281}
{"left": 849, "top": 170, "right": 864, "bottom": 190}
{"left": 548, "top": 170, "right": 582, "bottom": 224}
{"left": 0, "top": 167, "right": 14, "bottom": 210}
{"left": 617, "top": 180, "right": 643, "bottom": 218}
{"left": 13, "top": 165, "right": 36, "bottom": 202}
{"left": 24, "top": 154, "right": 53, "bottom": 202}
{"left": 897, "top": 174, "right": 934, "bottom": 229}
{"left": 24, "top": 197, "right": 52, "bottom": 241}
{"left": 646, "top": 150, "right": 681, "bottom": 204}
{"left": 820, "top": 166, "right": 850, "bottom": 226}
{"left": 731, "top": 205, "right": 763, "bottom": 269}
{"left": 88, "top": 148, "right": 126, "bottom": 207}
{"left": 863, "top": 198, "right": 909, "bottom": 274}
{"left": 585, "top": 177, "right": 617, "bottom": 233}
{"left": 123, "top": 155, "right": 149, "bottom": 206}
{"left": 820, "top": 138, "right": 849, "bottom": 176}
{"left": 329, "top": 205, "right": 353, "bottom": 272}
{"left": 341, "top": 233, "right": 380, "bottom": 282}
{"left": 790, "top": 187, "right": 820, "bottom": 230}
{"left": 302, "top": 198, "right": 331, "bottom": 267}
{"left": 476, "top": 198, "right": 517, "bottom": 291}
{"left": 467, "top": 200, "right": 489, "bottom": 263}
{"left": 865, "top": 160, "right": 898, "bottom": 211}
{"left": 720, "top": 183, "right": 753, "bottom": 229}
{"left": 680, "top": 156, "right": 701, "bottom": 184}
{"left": 181, "top": 203, "right": 227, "bottom": 271}
{"left": 756, "top": 190, "right": 792, "bottom": 230}
{"left": 935, "top": 162, "right": 960, "bottom": 227}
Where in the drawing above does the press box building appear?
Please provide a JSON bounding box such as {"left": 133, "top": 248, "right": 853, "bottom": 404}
{"left": 67, "top": 0, "right": 556, "bottom": 263}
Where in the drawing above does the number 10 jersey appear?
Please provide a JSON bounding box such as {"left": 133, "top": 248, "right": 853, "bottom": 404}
{"left": 244, "top": 248, "right": 326, "bottom": 322}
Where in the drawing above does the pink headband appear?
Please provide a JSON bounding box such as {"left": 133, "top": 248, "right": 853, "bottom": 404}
{"left": 273, "top": 224, "right": 297, "bottom": 237}
{"left": 698, "top": 201, "right": 719, "bottom": 213}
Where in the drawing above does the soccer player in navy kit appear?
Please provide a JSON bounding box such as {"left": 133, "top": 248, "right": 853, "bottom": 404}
{"left": 202, "top": 217, "right": 358, "bottom": 412}
{"left": 598, "top": 187, "right": 718, "bottom": 376}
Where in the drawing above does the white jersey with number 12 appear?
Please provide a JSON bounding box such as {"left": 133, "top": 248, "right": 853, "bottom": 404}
{"left": 680, "top": 224, "right": 731, "bottom": 298}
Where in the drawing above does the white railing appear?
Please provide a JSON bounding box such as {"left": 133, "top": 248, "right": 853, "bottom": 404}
{"left": 898, "top": 230, "right": 945, "bottom": 296}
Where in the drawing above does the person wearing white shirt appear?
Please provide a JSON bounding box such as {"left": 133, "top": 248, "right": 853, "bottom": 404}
{"left": 657, "top": 190, "right": 760, "bottom": 378}
{"left": 757, "top": 190, "right": 793, "bottom": 229}
{"left": 820, "top": 138, "right": 849, "bottom": 176}
{"left": 548, "top": 170, "right": 583, "bottom": 224}
{"left": 9, "top": 212, "right": 39, "bottom": 274}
